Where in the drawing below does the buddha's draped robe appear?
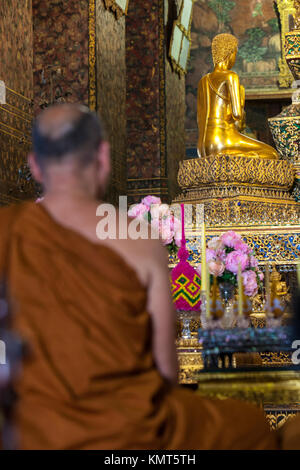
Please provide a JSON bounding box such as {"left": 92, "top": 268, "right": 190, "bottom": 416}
{"left": 0, "top": 203, "right": 278, "bottom": 449}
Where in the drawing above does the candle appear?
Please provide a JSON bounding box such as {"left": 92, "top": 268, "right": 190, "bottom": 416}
{"left": 201, "top": 222, "right": 207, "bottom": 292}
{"left": 238, "top": 263, "right": 243, "bottom": 316}
{"left": 212, "top": 276, "right": 217, "bottom": 311}
{"left": 265, "top": 262, "right": 270, "bottom": 313}
{"left": 297, "top": 261, "right": 300, "bottom": 289}
{"left": 206, "top": 263, "right": 211, "bottom": 318}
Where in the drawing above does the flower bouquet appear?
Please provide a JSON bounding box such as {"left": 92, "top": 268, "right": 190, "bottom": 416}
{"left": 198, "top": 230, "right": 263, "bottom": 299}
{"left": 128, "top": 196, "right": 181, "bottom": 255}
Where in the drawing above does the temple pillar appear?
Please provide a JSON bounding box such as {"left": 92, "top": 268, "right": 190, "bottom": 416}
{"left": 126, "top": 0, "right": 185, "bottom": 204}
{"left": 95, "top": 1, "right": 127, "bottom": 204}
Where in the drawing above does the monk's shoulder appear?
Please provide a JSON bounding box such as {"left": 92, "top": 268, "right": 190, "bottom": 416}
{"left": 126, "top": 237, "right": 169, "bottom": 273}
{"left": 0, "top": 203, "right": 23, "bottom": 230}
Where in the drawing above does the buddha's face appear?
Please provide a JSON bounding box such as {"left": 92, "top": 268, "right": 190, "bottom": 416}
{"left": 227, "top": 48, "right": 237, "bottom": 69}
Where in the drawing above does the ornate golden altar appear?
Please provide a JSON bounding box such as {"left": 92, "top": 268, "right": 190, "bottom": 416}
{"left": 173, "top": 221, "right": 300, "bottom": 428}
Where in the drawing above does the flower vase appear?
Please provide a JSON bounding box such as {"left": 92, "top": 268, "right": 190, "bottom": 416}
{"left": 218, "top": 282, "right": 237, "bottom": 329}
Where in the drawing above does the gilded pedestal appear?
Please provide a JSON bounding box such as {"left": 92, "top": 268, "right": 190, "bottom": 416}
{"left": 196, "top": 370, "right": 300, "bottom": 429}
{"left": 174, "top": 155, "right": 299, "bottom": 226}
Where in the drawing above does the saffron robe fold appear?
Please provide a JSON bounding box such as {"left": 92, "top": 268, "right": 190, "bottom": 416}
{"left": 0, "top": 202, "right": 278, "bottom": 450}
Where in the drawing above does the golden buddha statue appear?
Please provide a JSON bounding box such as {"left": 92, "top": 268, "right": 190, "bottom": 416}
{"left": 197, "top": 34, "right": 278, "bottom": 160}
{"left": 270, "top": 265, "right": 288, "bottom": 299}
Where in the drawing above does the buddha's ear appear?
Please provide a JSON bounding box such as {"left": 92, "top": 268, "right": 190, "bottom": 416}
{"left": 28, "top": 153, "right": 44, "bottom": 184}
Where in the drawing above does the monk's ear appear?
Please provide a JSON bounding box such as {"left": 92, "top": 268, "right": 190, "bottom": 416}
{"left": 28, "top": 153, "right": 44, "bottom": 184}
{"left": 97, "top": 141, "right": 111, "bottom": 179}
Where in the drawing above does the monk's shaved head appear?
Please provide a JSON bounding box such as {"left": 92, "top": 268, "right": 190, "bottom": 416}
{"left": 32, "top": 104, "right": 104, "bottom": 168}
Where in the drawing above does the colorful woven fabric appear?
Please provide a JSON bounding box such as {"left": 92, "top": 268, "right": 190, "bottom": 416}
{"left": 171, "top": 204, "right": 201, "bottom": 311}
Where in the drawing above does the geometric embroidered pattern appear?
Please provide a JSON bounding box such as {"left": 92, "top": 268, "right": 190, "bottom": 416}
{"left": 171, "top": 273, "right": 201, "bottom": 307}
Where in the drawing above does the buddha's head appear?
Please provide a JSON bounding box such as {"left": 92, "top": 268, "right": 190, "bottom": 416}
{"left": 212, "top": 33, "right": 238, "bottom": 69}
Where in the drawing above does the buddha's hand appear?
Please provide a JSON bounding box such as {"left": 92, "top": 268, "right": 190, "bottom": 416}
{"left": 235, "top": 110, "right": 246, "bottom": 131}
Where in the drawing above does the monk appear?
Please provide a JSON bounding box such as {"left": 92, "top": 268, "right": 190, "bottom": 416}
{"left": 0, "top": 104, "right": 279, "bottom": 449}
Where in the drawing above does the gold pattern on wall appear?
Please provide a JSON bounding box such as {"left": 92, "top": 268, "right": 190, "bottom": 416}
{"left": 0, "top": 91, "right": 34, "bottom": 204}
{"left": 0, "top": 0, "right": 34, "bottom": 204}
{"left": 103, "top": 0, "right": 129, "bottom": 19}
{"left": 277, "top": 0, "right": 297, "bottom": 87}
{"left": 89, "top": 0, "right": 97, "bottom": 111}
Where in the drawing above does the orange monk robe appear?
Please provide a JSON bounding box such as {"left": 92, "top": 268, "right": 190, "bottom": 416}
{"left": 0, "top": 202, "right": 279, "bottom": 450}
{"left": 279, "top": 415, "right": 300, "bottom": 449}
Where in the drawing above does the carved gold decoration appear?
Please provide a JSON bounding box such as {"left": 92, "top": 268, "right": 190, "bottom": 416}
{"left": 0, "top": 87, "right": 34, "bottom": 204}
{"left": 285, "top": 30, "right": 300, "bottom": 80}
{"left": 251, "top": 312, "right": 292, "bottom": 328}
{"left": 177, "top": 155, "right": 295, "bottom": 190}
{"left": 89, "top": 0, "right": 97, "bottom": 111}
{"left": 177, "top": 350, "right": 203, "bottom": 384}
{"left": 196, "top": 370, "right": 300, "bottom": 406}
{"left": 174, "top": 155, "right": 300, "bottom": 225}
{"left": 250, "top": 312, "right": 266, "bottom": 328}
{"left": 269, "top": 115, "right": 300, "bottom": 164}
{"left": 169, "top": 229, "right": 300, "bottom": 265}
{"left": 277, "top": 0, "right": 296, "bottom": 87}
{"left": 4, "top": 86, "right": 32, "bottom": 103}
{"left": 265, "top": 409, "right": 299, "bottom": 430}
{"left": 260, "top": 352, "right": 292, "bottom": 367}
{"left": 271, "top": 264, "right": 290, "bottom": 298}
{"left": 103, "top": 0, "right": 129, "bottom": 19}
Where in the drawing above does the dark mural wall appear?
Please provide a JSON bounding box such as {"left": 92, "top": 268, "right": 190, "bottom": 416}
{"left": 33, "top": 0, "right": 127, "bottom": 204}
{"left": 0, "top": 0, "right": 34, "bottom": 204}
{"left": 0, "top": 1, "right": 186, "bottom": 205}
{"left": 33, "top": 0, "right": 89, "bottom": 112}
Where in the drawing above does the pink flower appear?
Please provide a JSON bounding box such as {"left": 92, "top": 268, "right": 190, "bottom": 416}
{"left": 142, "top": 195, "right": 161, "bottom": 208}
{"left": 128, "top": 203, "right": 149, "bottom": 219}
{"left": 216, "top": 248, "right": 227, "bottom": 262}
{"left": 225, "top": 250, "right": 249, "bottom": 274}
{"left": 175, "top": 232, "right": 182, "bottom": 247}
{"left": 258, "top": 271, "right": 264, "bottom": 281}
{"left": 249, "top": 256, "right": 259, "bottom": 269}
{"left": 161, "top": 221, "right": 175, "bottom": 245}
{"left": 242, "top": 270, "right": 258, "bottom": 297}
{"left": 208, "top": 260, "right": 225, "bottom": 277}
{"left": 221, "top": 230, "right": 241, "bottom": 248}
{"left": 233, "top": 239, "right": 250, "bottom": 253}
{"left": 208, "top": 236, "right": 223, "bottom": 251}
{"left": 206, "top": 248, "right": 217, "bottom": 262}
{"left": 174, "top": 218, "right": 182, "bottom": 247}
{"left": 150, "top": 203, "right": 170, "bottom": 220}
{"left": 172, "top": 217, "right": 181, "bottom": 233}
